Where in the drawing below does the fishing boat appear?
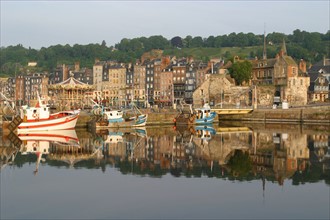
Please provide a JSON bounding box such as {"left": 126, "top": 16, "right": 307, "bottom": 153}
{"left": 17, "top": 94, "right": 80, "bottom": 132}
{"left": 94, "top": 103, "right": 148, "bottom": 129}
{"left": 194, "top": 103, "right": 217, "bottom": 124}
{"left": 175, "top": 103, "right": 217, "bottom": 125}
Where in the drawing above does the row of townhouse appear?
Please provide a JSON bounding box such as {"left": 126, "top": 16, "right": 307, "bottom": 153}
{"left": 91, "top": 56, "right": 216, "bottom": 107}
{"left": 2, "top": 46, "right": 329, "bottom": 108}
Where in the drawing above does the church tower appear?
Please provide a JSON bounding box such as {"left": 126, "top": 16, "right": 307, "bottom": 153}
{"left": 280, "top": 38, "right": 287, "bottom": 56}
{"left": 262, "top": 26, "right": 267, "bottom": 60}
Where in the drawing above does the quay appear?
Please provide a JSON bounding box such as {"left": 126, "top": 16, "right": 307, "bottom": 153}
{"left": 1, "top": 105, "right": 329, "bottom": 133}
{"left": 75, "top": 105, "right": 330, "bottom": 129}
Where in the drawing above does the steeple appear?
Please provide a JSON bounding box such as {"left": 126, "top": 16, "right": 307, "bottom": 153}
{"left": 263, "top": 24, "right": 267, "bottom": 60}
{"left": 280, "top": 38, "right": 287, "bottom": 56}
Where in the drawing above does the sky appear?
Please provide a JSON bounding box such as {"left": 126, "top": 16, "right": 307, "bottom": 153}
{"left": 1, "top": 0, "right": 329, "bottom": 49}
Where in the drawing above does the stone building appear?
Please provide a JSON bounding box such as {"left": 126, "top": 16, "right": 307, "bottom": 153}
{"left": 251, "top": 40, "right": 310, "bottom": 106}
{"left": 192, "top": 74, "right": 251, "bottom": 108}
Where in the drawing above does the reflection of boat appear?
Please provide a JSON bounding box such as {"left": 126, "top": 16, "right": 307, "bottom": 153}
{"left": 194, "top": 126, "right": 216, "bottom": 141}
{"left": 105, "top": 132, "right": 124, "bottom": 143}
{"left": 17, "top": 94, "right": 80, "bottom": 132}
{"left": 18, "top": 129, "right": 80, "bottom": 175}
{"left": 175, "top": 103, "right": 217, "bottom": 125}
{"left": 94, "top": 102, "right": 147, "bottom": 128}
{"left": 18, "top": 129, "right": 80, "bottom": 146}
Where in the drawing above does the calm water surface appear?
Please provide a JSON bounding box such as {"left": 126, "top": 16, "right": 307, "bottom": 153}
{"left": 1, "top": 122, "right": 329, "bottom": 219}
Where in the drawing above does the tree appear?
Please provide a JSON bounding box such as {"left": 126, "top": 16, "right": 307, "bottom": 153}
{"left": 190, "top": 36, "right": 203, "bottom": 47}
{"left": 183, "top": 35, "right": 193, "bottom": 48}
{"left": 170, "top": 36, "right": 183, "bottom": 48}
{"left": 230, "top": 60, "right": 253, "bottom": 85}
{"left": 101, "top": 40, "right": 106, "bottom": 47}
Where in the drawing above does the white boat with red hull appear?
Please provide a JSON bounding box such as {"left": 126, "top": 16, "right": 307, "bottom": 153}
{"left": 17, "top": 95, "right": 80, "bottom": 132}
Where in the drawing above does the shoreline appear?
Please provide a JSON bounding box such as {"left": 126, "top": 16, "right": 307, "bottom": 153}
{"left": 76, "top": 105, "right": 330, "bottom": 128}
{"left": 1, "top": 106, "right": 329, "bottom": 133}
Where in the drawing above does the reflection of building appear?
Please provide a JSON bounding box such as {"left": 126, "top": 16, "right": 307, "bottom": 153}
{"left": 249, "top": 129, "right": 310, "bottom": 185}
{"left": 308, "top": 134, "right": 329, "bottom": 164}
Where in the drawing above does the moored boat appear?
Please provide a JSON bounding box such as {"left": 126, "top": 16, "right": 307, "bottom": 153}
{"left": 95, "top": 104, "right": 148, "bottom": 129}
{"left": 17, "top": 95, "right": 80, "bottom": 132}
{"left": 175, "top": 103, "right": 217, "bottom": 125}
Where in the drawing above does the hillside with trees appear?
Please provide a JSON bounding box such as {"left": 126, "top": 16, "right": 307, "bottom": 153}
{"left": 0, "top": 29, "right": 329, "bottom": 77}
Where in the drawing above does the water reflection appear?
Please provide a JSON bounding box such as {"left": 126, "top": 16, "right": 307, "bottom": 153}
{"left": 1, "top": 123, "right": 329, "bottom": 185}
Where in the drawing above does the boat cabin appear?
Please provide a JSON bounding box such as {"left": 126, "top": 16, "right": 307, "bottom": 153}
{"left": 20, "top": 103, "right": 50, "bottom": 121}
{"left": 195, "top": 103, "right": 212, "bottom": 120}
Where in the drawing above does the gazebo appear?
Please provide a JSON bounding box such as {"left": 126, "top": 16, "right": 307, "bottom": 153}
{"left": 48, "top": 76, "right": 94, "bottom": 110}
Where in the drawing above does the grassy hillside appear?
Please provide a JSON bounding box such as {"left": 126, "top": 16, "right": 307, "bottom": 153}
{"left": 163, "top": 45, "right": 280, "bottom": 61}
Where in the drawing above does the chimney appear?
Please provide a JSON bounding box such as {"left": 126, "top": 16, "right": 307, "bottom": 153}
{"left": 299, "top": 59, "right": 306, "bottom": 73}
{"left": 75, "top": 61, "right": 80, "bottom": 72}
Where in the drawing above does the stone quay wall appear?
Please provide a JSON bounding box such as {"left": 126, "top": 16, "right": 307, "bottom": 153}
{"left": 75, "top": 106, "right": 330, "bottom": 128}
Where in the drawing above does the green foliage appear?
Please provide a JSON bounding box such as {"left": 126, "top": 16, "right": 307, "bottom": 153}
{"left": 0, "top": 30, "right": 329, "bottom": 76}
{"left": 230, "top": 60, "right": 253, "bottom": 85}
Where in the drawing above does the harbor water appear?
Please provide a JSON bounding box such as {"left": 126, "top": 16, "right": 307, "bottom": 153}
{"left": 1, "top": 122, "right": 329, "bottom": 219}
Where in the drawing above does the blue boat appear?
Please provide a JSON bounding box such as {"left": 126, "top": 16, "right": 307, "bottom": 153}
{"left": 193, "top": 103, "right": 217, "bottom": 124}
{"left": 175, "top": 103, "right": 217, "bottom": 125}
{"left": 94, "top": 103, "right": 148, "bottom": 129}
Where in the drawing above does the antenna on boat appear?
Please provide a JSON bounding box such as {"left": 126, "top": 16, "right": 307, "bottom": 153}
{"left": 35, "top": 90, "right": 42, "bottom": 107}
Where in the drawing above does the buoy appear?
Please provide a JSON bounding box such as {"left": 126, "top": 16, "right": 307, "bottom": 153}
{"left": 173, "top": 118, "right": 176, "bottom": 122}
{"left": 173, "top": 126, "right": 176, "bottom": 130}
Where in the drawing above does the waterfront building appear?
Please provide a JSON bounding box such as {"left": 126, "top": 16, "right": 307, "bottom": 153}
{"left": 172, "top": 59, "right": 186, "bottom": 104}
{"left": 126, "top": 63, "right": 134, "bottom": 106}
{"left": 250, "top": 39, "right": 310, "bottom": 106}
{"left": 145, "top": 60, "right": 155, "bottom": 106}
{"left": 93, "top": 59, "right": 107, "bottom": 91}
{"left": 153, "top": 59, "right": 162, "bottom": 106}
{"left": 49, "top": 64, "right": 72, "bottom": 85}
{"left": 308, "top": 72, "right": 329, "bottom": 102}
{"left": 70, "top": 62, "right": 93, "bottom": 86}
{"left": 185, "top": 63, "right": 197, "bottom": 104}
{"left": 160, "top": 66, "right": 173, "bottom": 107}
{"left": 133, "top": 62, "right": 146, "bottom": 108}
{"left": 307, "top": 57, "right": 330, "bottom": 102}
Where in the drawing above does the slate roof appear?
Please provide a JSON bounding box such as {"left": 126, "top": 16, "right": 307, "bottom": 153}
{"left": 308, "top": 59, "right": 330, "bottom": 72}
{"left": 308, "top": 72, "right": 320, "bottom": 82}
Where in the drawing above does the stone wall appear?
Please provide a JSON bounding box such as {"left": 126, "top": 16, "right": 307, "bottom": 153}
{"left": 193, "top": 74, "right": 276, "bottom": 108}
{"left": 257, "top": 85, "right": 275, "bottom": 107}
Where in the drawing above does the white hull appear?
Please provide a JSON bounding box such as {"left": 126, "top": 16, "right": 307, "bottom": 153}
{"left": 17, "top": 114, "right": 78, "bottom": 133}
{"left": 18, "top": 129, "right": 79, "bottom": 144}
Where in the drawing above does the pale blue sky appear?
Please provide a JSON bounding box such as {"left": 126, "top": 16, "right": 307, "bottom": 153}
{"left": 1, "top": 0, "right": 329, "bottom": 49}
